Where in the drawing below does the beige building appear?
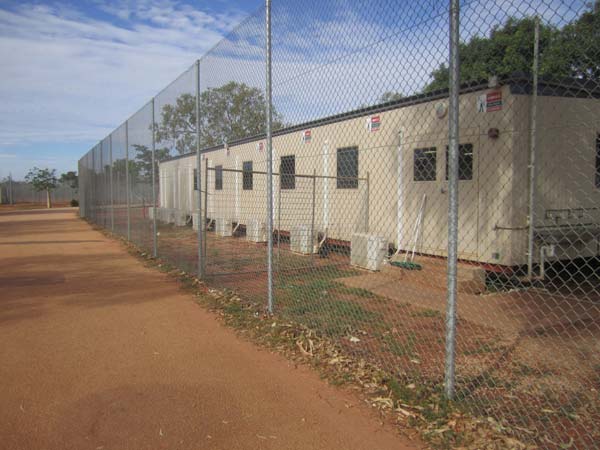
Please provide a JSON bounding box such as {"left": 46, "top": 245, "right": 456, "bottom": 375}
{"left": 158, "top": 77, "right": 600, "bottom": 267}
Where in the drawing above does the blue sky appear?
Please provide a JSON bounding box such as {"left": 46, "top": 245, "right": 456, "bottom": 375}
{"left": 0, "top": 0, "right": 586, "bottom": 179}
{"left": 0, "top": 0, "right": 262, "bottom": 180}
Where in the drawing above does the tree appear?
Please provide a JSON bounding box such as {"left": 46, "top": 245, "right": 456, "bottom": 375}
{"left": 60, "top": 171, "right": 78, "bottom": 191}
{"left": 133, "top": 144, "right": 170, "bottom": 183}
{"left": 425, "top": 17, "right": 559, "bottom": 92}
{"left": 378, "top": 91, "right": 404, "bottom": 103}
{"left": 542, "top": 6, "right": 600, "bottom": 81}
{"left": 422, "top": 6, "right": 600, "bottom": 93}
{"left": 112, "top": 159, "right": 141, "bottom": 183}
{"left": 155, "top": 81, "right": 284, "bottom": 155}
{"left": 25, "top": 167, "right": 58, "bottom": 208}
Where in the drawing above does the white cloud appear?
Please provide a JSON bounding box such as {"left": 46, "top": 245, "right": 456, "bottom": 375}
{"left": 0, "top": 0, "right": 248, "bottom": 153}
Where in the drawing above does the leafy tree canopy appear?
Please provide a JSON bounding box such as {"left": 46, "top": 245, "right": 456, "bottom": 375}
{"left": 25, "top": 167, "right": 58, "bottom": 192}
{"left": 424, "top": 7, "right": 600, "bottom": 92}
{"left": 379, "top": 91, "right": 404, "bottom": 103}
{"left": 133, "top": 144, "right": 170, "bottom": 182}
{"left": 25, "top": 167, "right": 58, "bottom": 208}
{"left": 60, "top": 171, "right": 78, "bottom": 190}
{"left": 155, "top": 81, "right": 284, "bottom": 155}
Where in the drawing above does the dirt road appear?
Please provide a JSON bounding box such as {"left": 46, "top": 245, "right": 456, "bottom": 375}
{"left": 0, "top": 208, "right": 420, "bottom": 450}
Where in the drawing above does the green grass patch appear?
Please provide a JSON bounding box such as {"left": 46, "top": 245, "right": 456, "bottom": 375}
{"left": 411, "top": 308, "right": 441, "bottom": 318}
{"left": 384, "top": 332, "right": 417, "bottom": 357}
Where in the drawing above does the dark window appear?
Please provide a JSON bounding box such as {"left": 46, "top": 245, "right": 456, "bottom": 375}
{"left": 337, "top": 146, "right": 359, "bottom": 189}
{"left": 193, "top": 168, "right": 198, "bottom": 191}
{"left": 413, "top": 147, "right": 437, "bottom": 181}
{"left": 445, "top": 143, "right": 473, "bottom": 181}
{"left": 243, "top": 161, "right": 253, "bottom": 190}
{"left": 215, "top": 165, "right": 223, "bottom": 190}
{"left": 596, "top": 134, "right": 600, "bottom": 188}
{"left": 280, "top": 155, "right": 295, "bottom": 190}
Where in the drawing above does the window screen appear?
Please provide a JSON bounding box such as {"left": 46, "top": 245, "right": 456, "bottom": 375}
{"left": 280, "top": 155, "right": 295, "bottom": 190}
{"left": 243, "top": 161, "right": 253, "bottom": 190}
{"left": 337, "top": 147, "right": 359, "bottom": 189}
{"left": 193, "top": 168, "right": 198, "bottom": 191}
{"left": 413, "top": 147, "right": 437, "bottom": 181}
{"left": 215, "top": 165, "right": 223, "bottom": 190}
{"left": 445, "top": 143, "right": 473, "bottom": 181}
{"left": 596, "top": 134, "right": 600, "bottom": 188}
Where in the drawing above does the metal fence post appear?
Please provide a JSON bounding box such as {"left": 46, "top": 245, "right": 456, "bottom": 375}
{"left": 265, "top": 0, "right": 274, "bottom": 314}
{"left": 195, "top": 59, "right": 204, "bottom": 278}
{"left": 125, "top": 119, "right": 131, "bottom": 241}
{"left": 109, "top": 134, "right": 114, "bottom": 231}
{"left": 311, "top": 169, "right": 316, "bottom": 261}
{"left": 8, "top": 173, "right": 13, "bottom": 205}
{"left": 151, "top": 98, "right": 158, "bottom": 258}
{"left": 527, "top": 17, "right": 540, "bottom": 280}
{"left": 445, "top": 0, "right": 460, "bottom": 400}
{"left": 203, "top": 162, "right": 208, "bottom": 270}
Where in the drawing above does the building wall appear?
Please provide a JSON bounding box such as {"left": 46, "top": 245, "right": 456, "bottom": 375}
{"left": 158, "top": 84, "right": 600, "bottom": 266}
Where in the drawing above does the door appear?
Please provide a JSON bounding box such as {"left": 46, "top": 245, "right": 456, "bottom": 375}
{"left": 400, "top": 128, "right": 479, "bottom": 259}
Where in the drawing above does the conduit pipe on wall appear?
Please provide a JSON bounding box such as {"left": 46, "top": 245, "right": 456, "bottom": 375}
{"left": 395, "top": 130, "right": 404, "bottom": 255}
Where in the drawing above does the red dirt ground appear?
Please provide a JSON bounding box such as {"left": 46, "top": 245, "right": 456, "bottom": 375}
{"left": 0, "top": 208, "right": 422, "bottom": 450}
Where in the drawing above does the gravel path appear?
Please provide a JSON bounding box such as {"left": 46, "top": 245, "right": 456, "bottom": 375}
{"left": 0, "top": 208, "right": 420, "bottom": 450}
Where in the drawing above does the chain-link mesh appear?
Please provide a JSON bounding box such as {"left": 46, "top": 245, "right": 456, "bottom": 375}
{"left": 77, "top": 1, "right": 600, "bottom": 447}
{"left": 0, "top": 179, "right": 77, "bottom": 205}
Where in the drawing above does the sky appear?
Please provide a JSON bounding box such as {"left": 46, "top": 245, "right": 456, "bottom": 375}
{"left": 0, "top": 0, "right": 585, "bottom": 179}
{"left": 0, "top": 0, "right": 262, "bottom": 180}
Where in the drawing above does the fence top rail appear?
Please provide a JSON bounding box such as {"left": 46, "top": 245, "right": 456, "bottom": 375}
{"left": 206, "top": 166, "right": 368, "bottom": 181}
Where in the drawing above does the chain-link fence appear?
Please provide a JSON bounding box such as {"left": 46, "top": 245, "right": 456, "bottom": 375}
{"left": 0, "top": 178, "right": 77, "bottom": 205}
{"left": 78, "top": 1, "right": 600, "bottom": 447}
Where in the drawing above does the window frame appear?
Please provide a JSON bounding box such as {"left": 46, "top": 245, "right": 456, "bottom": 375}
{"left": 243, "top": 160, "right": 253, "bottom": 191}
{"left": 215, "top": 165, "right": 223, "bottom": 191}
{"left": 445, "top": 143, "right": 474, "bottom": 181}
{"left": 193, "top": 168, "right": 198, "bottom": 191}
{"left": 337, "top": 146, "right": 359, "bottom": 189}
{"left": 413, "top": 147, "right": 437, "bottom": 182}
{"left": 280, "top": 155, "right": 296, "bottom": 190}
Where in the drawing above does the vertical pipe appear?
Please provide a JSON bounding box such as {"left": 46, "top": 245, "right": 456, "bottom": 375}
{"left": 265, "top": 0, "right": 274, "bottom": 314}
{"left": 235, "top": 156, "right": 240, "bottom": 223}
{"left": 110, "top": 134, "right": 114, "bottom": 231}
{"left": 277, "top": 169, "right": 281, "bottom": 268}
{"left": 365, "top": 172, "right": 370, "bottom": 232}
{"left": 445, "top": 0, "right": 460, "bottom": 400}
{"left": 151, "top": 98, "right": 158, "bottom": 258}
{"left": 125, "top": 120, "right": 131, "bottom": 241}
{"left": 396, "top": 131, "right": 404, "bottom": 253}
{"left": 195, "top": 60, "right": 205, "bottom": 278}
{"left": 527, "top": 18, "right": 540, "bottom": 280}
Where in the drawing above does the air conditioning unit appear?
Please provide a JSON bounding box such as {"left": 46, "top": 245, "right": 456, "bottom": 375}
{"left": 290, "top": 224, "right": 316, "bottom": 254}
{"left": 216, "top": 218, "right": 233, "bottom": 237}
{"left": 191, "top": 212, "right": 201, "bottom": 231}
{"left": 246, "top": 219, "right": 267, "bottom": 243}
{"left": 164, "top": 209, "right": 187, "bottom": 226}
{"left": 164, "top": 209, "right": 176, "bottom": 224}
{"left": 173, "top": 211, "right": 188, "bottom": 227}
{"left": 351, "top": 233, "right": 387, "bottom": 271}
